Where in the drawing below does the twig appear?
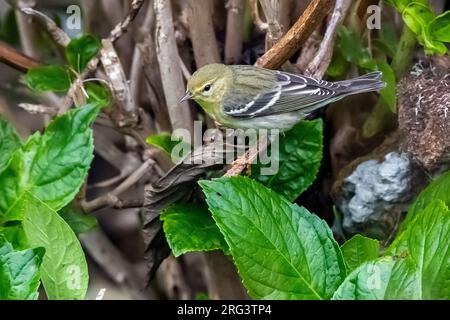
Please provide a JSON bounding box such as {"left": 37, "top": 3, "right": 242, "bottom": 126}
{"left": 61, "top": 0, "right": 146, "bottom": 113}
{"left": 178, "top": 55, "right": 192, "bottom": 81}
{"left": 185, "top": 0, "right": 221, "bottom": 67}
{"left": 80, "top": 229, "right": 156, "bottom": 299}
{"left": 224, "top": 0, "right": 246, "bottom": 64}
{"left": 224, "top": 133, "right": 269, "bottom": 177}
{"left": 100, "top": 39, "right": 138, "bottom": 126}
{"left": 305, "top": 0, "right": 351, "bottom": 78}
{"left": 156, "top": 255, "right": 192, "bottom": 299}
{"left": 109, "top": 0, "right": 145, "bottom": 43}
{"left": 82, "top": 159, "right": 155, "bottom": 213}
{"left": 93, "top": 129, "right": 142, "bottom": 173}
{"left": 20, "top": 7, "right": 70, "bottom": 46}
{"left": 110, "top": 198, "right": 145, "bottom": 209}
{"left": 100, "top": 0, "right": 124, "bottom": 29}
{"left": 249, "top": 0, "right": 268, "bottom": 31}
{"left": 0, "top": 41, "right": 40, "bottom": 72}
{"left": 259, "top": 0, "right": 291, "bottom": 50}
{"left": 14, "top": 0, "right": 39, "bottom": 59}
{"left": 154, "top": 0, "right": 194, "bottom": 133}
{"left": 296, "top": 28, "right": 322, "bottom": 72}
{"left": 203, "top": 252, "right": 249, "bottom": 299}
{"left": 18, "top": 103, "right": 58, "bottom": 116}
{"left": 255, "top": 0, "right": 335, "bottom": 70}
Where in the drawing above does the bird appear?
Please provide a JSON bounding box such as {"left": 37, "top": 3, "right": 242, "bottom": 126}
{"left": 180, "top": 64, "right": 386, "bottom": 131}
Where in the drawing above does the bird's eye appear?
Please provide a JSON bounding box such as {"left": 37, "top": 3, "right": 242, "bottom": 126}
{"left": 204, "top": 84, "right": 211, "bottom": 92}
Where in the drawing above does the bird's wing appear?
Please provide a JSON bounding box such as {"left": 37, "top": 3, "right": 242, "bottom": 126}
{"left": 223, "top": 71, "right": 346, "bottom": 118}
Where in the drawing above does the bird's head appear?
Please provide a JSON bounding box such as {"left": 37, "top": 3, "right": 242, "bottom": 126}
{"left": 180, "top": 64, "right": 232, "bottom": 108}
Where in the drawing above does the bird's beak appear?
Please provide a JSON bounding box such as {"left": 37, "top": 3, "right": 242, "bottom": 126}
{"left": 179, "top": 90, "right": 192, "bottom": 104}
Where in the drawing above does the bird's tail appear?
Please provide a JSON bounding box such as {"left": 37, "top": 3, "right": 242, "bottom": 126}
{"left": 337, "top": 71, "right": 386, "bottom": 95}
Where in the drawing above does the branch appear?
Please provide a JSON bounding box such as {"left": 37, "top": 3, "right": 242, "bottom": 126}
{"left": 100, "top": 39, "right": 138, "bottom": 126}
{"left": 109, "top": 0, "right": 145, "bottom": 43}
{"left": 20, "top": 7, "right": 70, "bottom": 47}
{"left": 259, "top": 0, "right": 292, "bottom": 50}
{"left": 61, "top": 0, "right": 145, "bottom": 113}
{"left": 18, "top": 103, "right": 57, "bottom": 116}
{"left": 224, "top": 0, "right": 246, "bottom": 64}
{"left": 296, "top": 28, "right": 322, "bottom": 72}
{"left": 255, "top": 0, "right": 335, "bottom": 69}
{"left": 185, "top": 0, "right": 221, "bottom": 67}
{"left": 154, "top": 0, "right": 194, "bottom": 133}
{"left": 249, "top": 0, "right": 268, "bottom": 31}
{"left": 13, "top": 0, "right": 39, "bottom": 59}
{"left": 305, "top": 0, "right": 352, "bottom": 78}
{"left": 0, "top": 41, "right": 40, "bottom": 72}
{"left": 80, "top": 229, "right": 156, "bottom": 299}
{"left": 82, "top": 159, "right": 155, "bottom": 213}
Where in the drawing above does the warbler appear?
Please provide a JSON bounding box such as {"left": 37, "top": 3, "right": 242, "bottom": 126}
{"left": 180, "top": 64, "right": 386, "bottom": 131}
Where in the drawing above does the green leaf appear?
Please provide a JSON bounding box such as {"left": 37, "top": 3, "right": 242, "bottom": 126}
{"left": 251, "top": 120, "right": 323, "bottom": 201}
{"left": 326, "top": 50, "right": 349, "bottom": 78}
{"left": 195, "top": 292, "right": 210, "bottom": 300}
{"left": 25, "top": 66, "right": 71, "bottom": 92}
{"left": 376, "top": 60, "right": 397, "bottom": 112}
{"left": 84, "top": 82, "right": 111, "bottom": 107}
{"left": 0, "top": 241, "right": 44, "bottom": 300}
{"left": 387, "top": 200, "right": 450, "bottom": 299}
{"left": 335, "top": 200, "right": 450, "bottom": 300}
{"left": 383, "top": 0, "right": 409, "bottom": 12}
{"left": 0, "top": 116, "right": 21, "bottom": 172}
{"left": 332, "top": 256, "right": 420, "bottom": 300}
{"left": 146, "top": 133, "right": 191, "bottom": 162}
{"left": 402, "top": 3, "right": 447, "bottom": 55}
{"left": 429, "top": 11, "right": 450, "bottom": 43}
{"left": 21, "top": 193, "right": 89, "bottom": 300}
{"left": 400, "top": 170, "right": 450, "bottom": 232}
{"left": 402, "top": 3, "right": 434, "bottom": 36}
{"left": 65, "top": 35, "right": 101, "bottom": 72}
{"left": 373, "top": 23, "right": 398, "bottom": 58}
{"left": 0, "top": 223, "right": 28, "bottom": 250}
{"left": 336, "top": 26, "right": 377, "bottom": 71}
{"left": 0, "top": 104, "right": 101, "bottom": 223}
{"left": 59, "top": 204, "right": 97, "bottom": 235}
{"left": 200, "top": 176, "right": 346, "bottom": 300}
{"left": 341, "top": 235, "right": 380, "bottom": 273}
{"left": 161, "top": 203, "right": 229, "bottom": 257}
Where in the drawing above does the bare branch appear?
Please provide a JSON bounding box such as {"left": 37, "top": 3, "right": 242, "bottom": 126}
{"left": 80, "top": 229, "right": 156, "bottom": 299}
{"left": 20, "top": 7, "right": 70, "bottom": 47}
{"left": 255, "top": 0, "right": 335, "bottom": 70}
{"left": 185, "top": 0, "right": 221, "bottom": 67}
{"left": 0, "top": 41, "right": 40, "bottom": 72}
{"left": 61, "top": 0, "right": 146, "bottom": 113}
{"left": 100, "top": 39, "right": 138, "bottom": 126}
{"left": 14, "top": 0, "right": 39, "bottom": 59}
{"left": 249, "top": 0, "right": 268, "bottom": 31}
{"left": 109, "top": 0, "right": 145, "bottom": 43}
{"left": 259, "top": 0, "right": 292, "bottom": 50}
{"left": 305, "top": 0, "right": 352, "bottom": 78}
{"left": 18, "top": 103, "right": 58, "bottom": 116}
{"left": 224, "top": 0, "right": 246, "bottom": 64}
{"left": 154, "top": 0, "right": 194, "bottom": 133}
{"left": 82, "top": 159, "right": 155, "bottom": 213}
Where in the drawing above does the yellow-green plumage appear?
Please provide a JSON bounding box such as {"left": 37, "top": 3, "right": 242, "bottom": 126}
{"left": 183, "top": 63, "right": 385, "bottom": 131}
